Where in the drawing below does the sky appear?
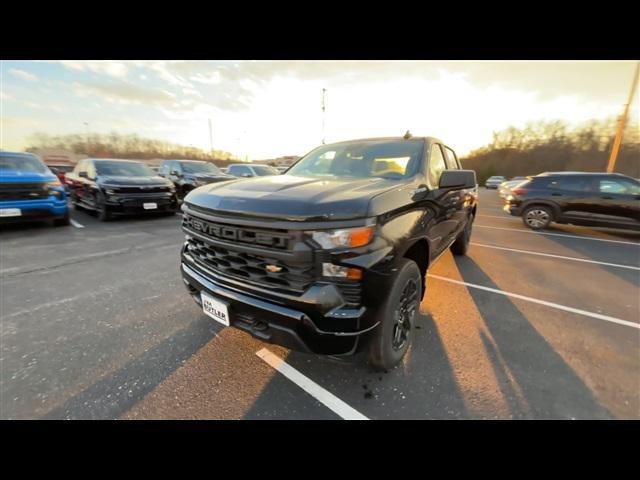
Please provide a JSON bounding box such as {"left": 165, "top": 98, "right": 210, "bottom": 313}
{"left": 1, "top": 60, "right": 638, "bottom": 160}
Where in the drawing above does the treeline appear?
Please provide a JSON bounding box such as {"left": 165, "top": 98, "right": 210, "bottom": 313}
{"left": 25, "top": 132, "right": 240, "bottom": 167}
{"left": 461, "top": 119, "right": 640, "bottom": 184}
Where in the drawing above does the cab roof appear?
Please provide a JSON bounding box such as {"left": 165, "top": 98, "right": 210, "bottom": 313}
{"left": 90, "top": 158, "right": 145, "bottom": 163}
{"left": 327, "top": 136, "right": 443, "bottom": 145}
{"left": 538, "top": 171, "right": 627, "bottom": 176}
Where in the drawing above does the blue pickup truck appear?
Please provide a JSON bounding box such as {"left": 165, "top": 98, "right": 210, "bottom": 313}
{"left": 0, "top": 151, "right": 70, "bottom": 226}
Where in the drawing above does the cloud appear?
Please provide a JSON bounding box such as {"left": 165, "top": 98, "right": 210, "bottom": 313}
{"left": 2, "top": 116, "right": 41, "bottom": 128}
{"left": 60, "top": 61, "right": 129, "bottom": 79}
{"left": 182, "top": 88, "right": 204, "bottom": 98}
{"left": 9, "top": 69, "right": 38, "bottom": 82}
{"left": 23, "top": 101, "right": 64, "bottom": 113}
{"left": 72, "top": 81, "right": 177, "bottom": 107}
{"left": 1, "top": 91, "right": 15, "bottom": 101}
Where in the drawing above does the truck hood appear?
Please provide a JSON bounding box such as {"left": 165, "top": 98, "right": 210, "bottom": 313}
{"left": 188, "top": 173, "right": 233, "bottom": 182}
{"left": 185, "top": 174, "right": 403, "bottom": 221}
{"left": 98, "top": 175, "right": 171, "bottom": 186}
{"left": 0, "top": 169, "right": 57, "bottom": 184}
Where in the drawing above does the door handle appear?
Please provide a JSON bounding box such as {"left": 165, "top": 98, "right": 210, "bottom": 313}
{"left": 551, "top": 192, "right": 563, "bottom": 196}
{"left": 601, "top": 196, "right": 613, "bottom": 200}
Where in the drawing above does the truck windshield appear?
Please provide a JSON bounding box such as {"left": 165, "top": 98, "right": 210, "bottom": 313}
{"left": 287, "top": 140, "right": 424, "bottom": 180}
{"left": 0, "top": 154, "right": 49, "bottom": 173}
{"left": 95, "top": 161, "right": 155, "bottom": 177}
{"left": 181, "top": 161, "right": 221, "bottom": 174}
{"left": 251, "top": 165, "right": 278, "bottom": 176}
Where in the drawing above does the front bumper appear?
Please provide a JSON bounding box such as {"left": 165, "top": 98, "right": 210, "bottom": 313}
{"left": 105, "top": 194, "right": 178, "bottom": 215}
{"left": 503, "top": 201, "right": 522, "bottom": 216}
{"left": 181, "top": 259, "right": 379, "bottom": 356}
{"left": 0, "top": 197, "right": 68, "bottom": 222}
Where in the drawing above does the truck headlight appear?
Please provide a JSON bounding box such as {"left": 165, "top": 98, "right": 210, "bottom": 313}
{"left": 309, "top": 226, "right": 375, "bottom": 249}
{"left": 322, "top": 263, "right": 363, "bottom": 280}
{"left": 45, "top": 179, "right": 64, "bottom": 198}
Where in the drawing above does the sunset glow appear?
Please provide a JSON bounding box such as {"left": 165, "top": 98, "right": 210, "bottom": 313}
{"left": 1, "top": 60, "right": 637, "bottom": 159}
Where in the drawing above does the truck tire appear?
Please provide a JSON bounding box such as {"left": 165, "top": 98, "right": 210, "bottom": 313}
{"left": 368, "top": 258, "right": 422, "bottom": 371}
{"left": 96, "top": 193, "right": 111, "bottom": 222}
{"left": 450, "top": 213, "right": 474, "bottom": 256}
{"left": 522, "top": 205, "right": 553, "bottom": 230}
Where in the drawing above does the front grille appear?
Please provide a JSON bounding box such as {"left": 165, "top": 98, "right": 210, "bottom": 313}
{"left": 106, "top": 186, "right": 170, "bottom": 194}
{"left": 335, "top": 282, "right": 362, "bottom": 307}
{"left": 186, "top": 237, "right": 315, "bottom": 296}
{"left": 0, "top": 183, "right": 49, "bottom": 201}
{"left": 183, "top": 212, "right": 363, "bottom": 306}
{"left": 182, "top": 213, "right": 292, "bottom": 250}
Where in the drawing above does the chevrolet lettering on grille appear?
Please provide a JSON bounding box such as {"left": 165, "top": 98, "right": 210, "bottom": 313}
{"left": 183, "top": 215, "right": 289, "bottom": 249}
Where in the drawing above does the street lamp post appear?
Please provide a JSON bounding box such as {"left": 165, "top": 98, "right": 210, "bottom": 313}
{"left": 321, "top": 88, "right": 326, "bottom": 144}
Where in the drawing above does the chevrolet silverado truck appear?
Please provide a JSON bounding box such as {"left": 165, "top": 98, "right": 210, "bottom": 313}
{"left": 0, "top": 151, "right": 70, "bottom": 226}
{"left": 180, "top": 136, "right": 477, "bottom": 369}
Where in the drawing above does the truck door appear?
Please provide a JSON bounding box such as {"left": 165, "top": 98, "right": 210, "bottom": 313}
{"left": 442, "top": 145, "right": 469, "bottom": 237}
{"left": 426, "top": 143, "right": 459, "bottom": 256}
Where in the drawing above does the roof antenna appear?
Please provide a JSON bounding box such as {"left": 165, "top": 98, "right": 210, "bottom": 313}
{"left": 403, "top": 130, "right": 412, "bottom": 139}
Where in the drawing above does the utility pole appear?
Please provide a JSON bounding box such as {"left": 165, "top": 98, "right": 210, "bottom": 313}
{"left": 606, "top": 62, "right": 639, "bottom": 173}
{"left": 208, "top": 118, "right": 213, "bottom": 155}
{"left": 321, "top": 88, "right": 326, "bottom": 144}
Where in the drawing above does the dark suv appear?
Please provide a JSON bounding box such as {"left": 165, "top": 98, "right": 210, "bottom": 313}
{"left": 179, "top": 136, "right": 477, "bottom": 370}
{"left": 159, "top": 160, "right": 233, "bottom": 200}
{"left": 66, "top": 159, "right": 178, "bottom": 221}
{"left": 504, "top": 172, "right": 640, "bottom": 231}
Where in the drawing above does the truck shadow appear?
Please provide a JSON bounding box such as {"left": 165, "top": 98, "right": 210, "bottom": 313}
{"left": 542, "top": 228, "right": 640, "bottom": 286}
{"left": 243, "top": 311, "right": 469, "bottom": 420}
{"left": 452, "top": 255, "right": 613, "bottom": 419}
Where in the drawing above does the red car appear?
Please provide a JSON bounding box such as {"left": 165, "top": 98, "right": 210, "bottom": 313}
{"left": 46, "top": 163, "right": 74, "bottom": 185}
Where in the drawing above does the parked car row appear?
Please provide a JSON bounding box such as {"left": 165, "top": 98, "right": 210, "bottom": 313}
{"left": 484, "top": 175, "right": 506, "bottom": 189}
{"left": 0, "top": 152, "right": 287, "bottom": 227}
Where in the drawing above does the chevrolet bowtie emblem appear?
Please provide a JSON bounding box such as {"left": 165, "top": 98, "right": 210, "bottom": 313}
{"left": 265, "top": 264, "right": 282, "bottom": 273}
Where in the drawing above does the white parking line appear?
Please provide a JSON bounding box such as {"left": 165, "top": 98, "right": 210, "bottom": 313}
{"left": 475, "top": 224, "right": 640, "bottom": 246}
{"left": 70, "top": 219, "right": 84, "bottom": 229}
{"left": 427, "top": 274, "right": 640, "bottom": 329}
{"left": 470, "top": 242, "right": 640, "bottom": 270}
{"left": 256, "top": 348, "right": 369, "bottom": 420}
{"left": 477, "top": 214, "right": 513, "bottom": 220}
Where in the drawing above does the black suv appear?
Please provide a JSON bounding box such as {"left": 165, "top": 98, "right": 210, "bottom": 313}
{"left": 179, "top": 136, "right": 477, "bottom": 370}
{"left": 503, "top": 172, "right": 640, "bottom": 231}
{"left": 66, "top": 159, "right": 178, "bottom": 221}
{"left": 159, "top": 160, "right": 233, "bottom": 200}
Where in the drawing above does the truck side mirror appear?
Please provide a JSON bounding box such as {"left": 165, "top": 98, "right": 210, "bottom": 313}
{"left": 439, "top": 170, "right": 476, "bottom": 190}
{"left": 78, "top": 171, "right": 88, "bottom": 179}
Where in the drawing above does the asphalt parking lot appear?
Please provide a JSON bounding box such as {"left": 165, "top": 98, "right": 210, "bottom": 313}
{"left": 1, "top": 189, "right": 639, "bottom": 420}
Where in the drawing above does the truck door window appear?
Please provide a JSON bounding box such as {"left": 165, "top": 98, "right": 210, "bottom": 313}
{"left": 86, "top": 161, "right": 97, "bottom": 180}
{"left": 444, "top": 147, "right": 459, "bottom": 169}
{"left": 427, "top": 144, "right": 447, "bottom": 188}
{"left": 76, "top": 160, "right": 87, "bottom": 176}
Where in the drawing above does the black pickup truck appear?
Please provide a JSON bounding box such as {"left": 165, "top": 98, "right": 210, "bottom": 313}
{"left": 180, "top": 136, "right": 477, "bottom": 369}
